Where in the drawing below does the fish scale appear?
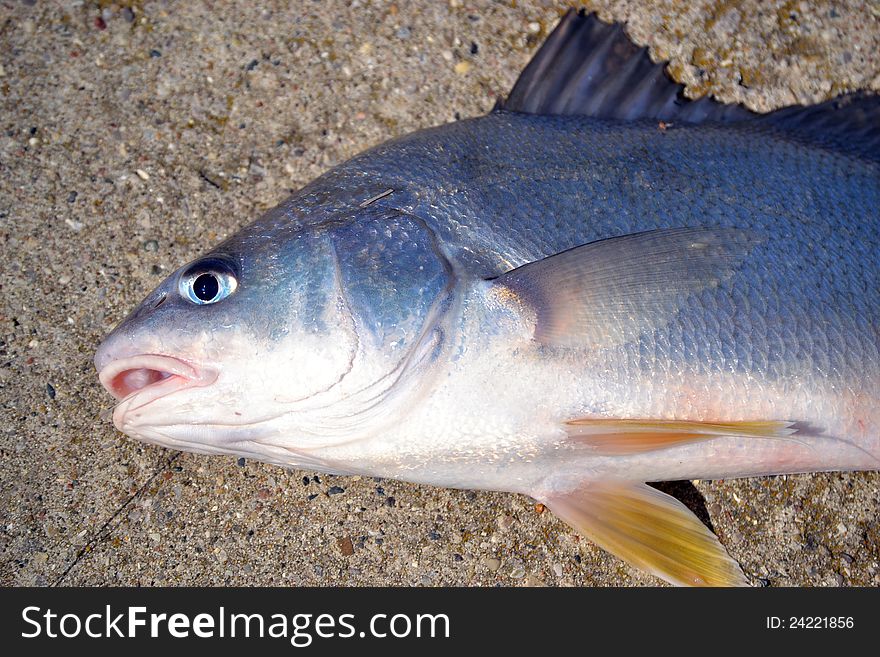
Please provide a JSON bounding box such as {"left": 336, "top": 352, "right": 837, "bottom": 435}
{"left": 96, "top": 10, "right": 879, "bottom": 586}
{"left": 292, "top": 112, "right": 879, "bottom": 393}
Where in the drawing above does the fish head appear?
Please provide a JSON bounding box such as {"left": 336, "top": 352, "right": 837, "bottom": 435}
{"left": 95, "top": 201, "right": 454, "bottom": 466}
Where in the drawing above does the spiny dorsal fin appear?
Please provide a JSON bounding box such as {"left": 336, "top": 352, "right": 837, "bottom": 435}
{"left": 499, "top": 9, "right": 880, "bottom": 161}
{"left": 499, "top": 9, "right": 754, "bottom": 123}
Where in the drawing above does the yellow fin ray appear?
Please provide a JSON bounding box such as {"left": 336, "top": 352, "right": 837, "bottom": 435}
{"left": 565, "top": 418, "right": 797, "bottom": 455}
{"left": 542, "top": 481, "right": 748, "bottom": 587}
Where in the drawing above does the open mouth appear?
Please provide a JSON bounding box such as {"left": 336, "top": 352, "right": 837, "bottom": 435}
{"left": 98, "top": 354, "right": 216, "bottom": 404}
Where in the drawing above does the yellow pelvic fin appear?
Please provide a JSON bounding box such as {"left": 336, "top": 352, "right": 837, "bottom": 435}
{"left": 564, "top": 418, "right": 796, "bottom": 455}
{"left": 542, "top": 481, "right": 748, "bottom": 587}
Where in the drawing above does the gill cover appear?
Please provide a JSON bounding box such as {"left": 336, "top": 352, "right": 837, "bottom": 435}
{"left": 326, "top": 206, "right": 455, "bottom": 378}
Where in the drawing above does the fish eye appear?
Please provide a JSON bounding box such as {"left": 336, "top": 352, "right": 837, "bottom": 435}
{"left": 178, "top": 257, "right": 238, "bottom": 305}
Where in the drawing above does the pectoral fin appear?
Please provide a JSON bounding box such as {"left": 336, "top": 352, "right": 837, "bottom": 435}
{"left": 565, "top": 418, "right": 797, "bottom": 455}
{"left": 492, "top": 227, "right": 758, "bottom": 349}
{"left": 542, "top": 481, "right": 747, "bottom": 587}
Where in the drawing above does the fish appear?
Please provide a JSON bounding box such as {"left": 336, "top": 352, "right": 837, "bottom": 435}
{"left": 94, "top": 9, "right": 880, "bottom": 587}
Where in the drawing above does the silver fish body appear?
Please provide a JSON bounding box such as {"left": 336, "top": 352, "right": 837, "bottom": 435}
{"left": 95, "top": 10, "right": 880, "bottom": 586}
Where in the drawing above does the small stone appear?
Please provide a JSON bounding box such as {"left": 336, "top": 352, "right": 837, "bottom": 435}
{"left": 121, "top": 7, "right": 134, "bottom": 22}
{"left": 524, "top": 574, "right": 544, "bottom": 587}
{"left": 338, "top": 536, "right": 355, "bottom": 556}
{"left": 428, "top": 530, "right": 441, "bottom": 540}
{"left": 385, "top": 496, "right": 396, "bottom": 507}
{"left": 454, "top": 61, "right": 472, "bottom": 74}
{"left": 396, "top": 26, "right": 411, "bottom": 39}
{"left": 527, "top": 22, "right": 541, "bottom": 34}
{"left": 510, "top": 566, "right": 526, "bottom": 579}
{"left": 552, "top": 563, "right": 564, "bottom": 577}
{"left": 142, "top": 239, "right": 158, "bottom": 252}
{"left": 149, "top": 532, "right": 161, "bottom": 542}
{"left": 534, "top": 503, "right": 545, "bottom": 514}
{"left": 150, "top": 49, "right": 162, "bottom": 58}
{"left": 441, "top": 50, "right": 453, "bottom": 62}
{"left": 46, "top": 383, "right": 55, "bottom": 399}
{"left": 135, "top": 169, "right": 150, "bottom": 181}
{"left": 237, "top": 457, "right": 246, "bottom": 467}
{"left": 483, "top": 557, "right": 501, "bottom": 572}
{"left": 497, "top": 515, "right": 514, "bottom": 531}
{"left": 67, "top": 191, "right": 77, "bottom": 203}
{"left": 327, "top": 486, "right": 345, "bottom": 495}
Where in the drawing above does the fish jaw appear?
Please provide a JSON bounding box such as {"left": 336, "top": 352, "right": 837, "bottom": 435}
{"left": 96, "top": 353, "right": 219, "bottom": 432}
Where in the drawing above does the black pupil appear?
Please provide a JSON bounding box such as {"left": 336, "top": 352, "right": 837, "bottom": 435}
{"left": 193, "top": 273, "right": 219, "bottom": 302}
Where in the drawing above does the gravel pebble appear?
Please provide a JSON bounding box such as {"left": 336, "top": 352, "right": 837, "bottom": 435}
{"left": 483, "top": 557, "right": 502, "bottom": 572}
{"left": 338, "top": 536, "right": 355, "bottom": 556}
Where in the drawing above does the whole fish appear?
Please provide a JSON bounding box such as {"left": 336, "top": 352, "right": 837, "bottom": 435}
{"left": 95, "top": 10, "right": 880, "bottom": 586}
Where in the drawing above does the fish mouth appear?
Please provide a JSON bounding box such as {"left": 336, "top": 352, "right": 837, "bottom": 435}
{"left": 98, "top": 354, "right": 218, "bottom": 416}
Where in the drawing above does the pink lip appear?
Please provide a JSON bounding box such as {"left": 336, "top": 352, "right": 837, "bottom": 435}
{"left": 98, "top": 354, "right": 217, "bottom": 410}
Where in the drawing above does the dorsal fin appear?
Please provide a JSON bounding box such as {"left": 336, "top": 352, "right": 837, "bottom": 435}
{"left": 498, "top": 9, "right": 754, "bottom": 123}
{"left": 757, "top": 92, "right": 880, "bottom": 163}
{"left": 498, "top": 9, "right": 880, "bottom": 163}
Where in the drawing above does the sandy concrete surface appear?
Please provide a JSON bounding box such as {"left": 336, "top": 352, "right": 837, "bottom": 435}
{"left": 2, "top": 0, "right": 879, "bottom": 587}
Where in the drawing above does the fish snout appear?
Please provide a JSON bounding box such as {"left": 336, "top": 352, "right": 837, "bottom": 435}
{"left": 95, "top": 345, "right": 217, "bottom": 406}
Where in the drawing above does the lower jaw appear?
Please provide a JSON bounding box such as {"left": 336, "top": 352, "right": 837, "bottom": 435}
{"left": 111, "top": 413, "right": 351, "bottom": 473}
{"left": 111, "top": 379, "right": 196, "bottom": 432}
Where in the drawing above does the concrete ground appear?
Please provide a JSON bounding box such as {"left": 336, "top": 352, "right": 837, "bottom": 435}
{"left": 2, "top": 0, "right": 879, "bottom": 587}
